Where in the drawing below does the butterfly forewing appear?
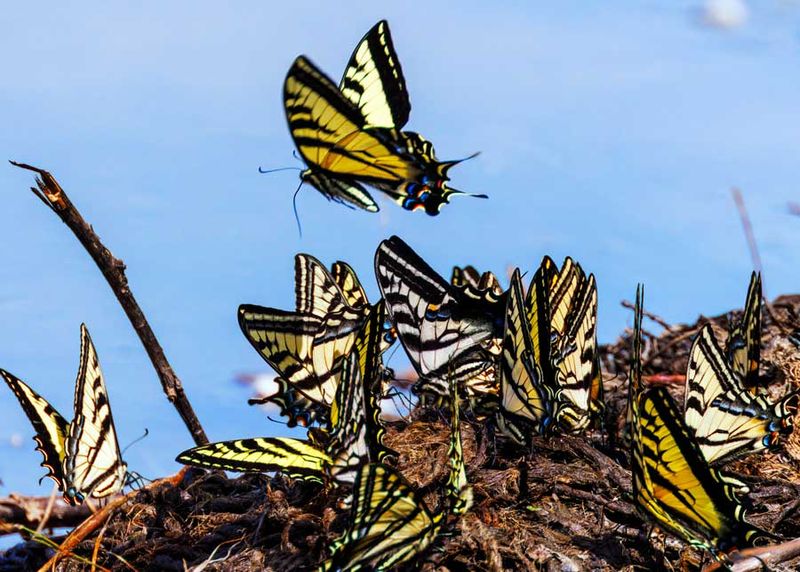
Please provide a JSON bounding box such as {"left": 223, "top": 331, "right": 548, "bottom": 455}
{"left": 295, "top": 254, "right": 348, "bottom": 318}
{"left": 376, "top": 236, "right": 501, "bottom": 378}
{"left": 176, "top": 436, "right": 331, "bottom": 484}
{"left": 64, "top": 324, "right": 127, "bottom": 501}
{"left": 499, "top": 269, "right": 554, "bottom": 435}
{"left": 323, "top": 464, "right": 442, "bottom": 571}
{"left": 1, "top": 369, "right": 69, "bottom": 489}
{"left": 727, "top": 272, "right": 762, "bottom": 392}
{"left": 285, "top": 57, "right": 417, "bottom": 186}
{"left": 332, "top": 261, "right": 370, "bottom": 309}
{"left": 339, "top": 19, "right": 410, "bottom": 130}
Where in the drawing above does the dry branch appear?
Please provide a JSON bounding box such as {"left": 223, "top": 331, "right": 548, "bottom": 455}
{"left": 0, "top": 495, "right": 94, "bottom": 534}
{"left": 10, "top": 161, "right": 208, "bottom": 446}
{"left": 701, "top": 537, "right": 800, "bottom": 572}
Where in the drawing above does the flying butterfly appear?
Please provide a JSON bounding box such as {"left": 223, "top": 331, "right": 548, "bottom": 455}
{"left": 726, "top": 272, "right": 762, "bottom": 392}
{"left": 2, "top": 324, "right": 127, "bottom": 505}
{"left": 283, "top": 20, "right": 485, "bottom": 215}
{"left": 375, "top": 236, "right": 505, "bottom": 407}
{"left": 684, "top": 324, "right": 798, "bottom": 465}
{"left": 628, "top": 295, "right": 772, "bottom": 561}
{"left": 178, "top": 303, "right": 393, "bottom": 485}
{"left": 322, "top": 366, "right": 471, "bottom": 571}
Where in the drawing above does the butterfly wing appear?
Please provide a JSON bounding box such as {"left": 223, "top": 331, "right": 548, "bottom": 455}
{"left": 727, "top": 272, "right": 762, "bottom": 392}
{"left": 176, "top": 436, "right": 331, "bottom": 484}
{"left": 301, "top": 169, "right": 380, "bottom": 213}
{"left": 553, "top": 273, "right": 602, "bottom": 433}
{"left": 326, "top": 302, "right": 394, "bottom": 484}
{"left": 685, "top": 324, "right": 796, "bottom": 465}
{"left": 239, "top": 306, "right": 333, "bottom": 424}
{"left": 632, "top": 386, "right": 768, "bottom": 557}
{"left": 446, "top": 376, "right": 473, "bottom": 516}
{"left": 294, "top": 254, "right": 348, "bottom": 318}
{"left": 375, "top": 236, "right": 503, "bottom": 381}
{"left": 323, "top": 463, "right": 442, "bottom": 572}
{"left": 331, "top": 261, "right": 370, "bottom": 309}
{"left": 498, "top": 269, "right": 555, "bottom": 438}
{"left": 339, "top": 20, "right": 410, "bottom": 130}
{"left": 64, "top": 325, "right": 127, "bottom": 503}
{"left": 450, "top": 265, "right": 482, "bottom": 290}
{"left": 1, "top": 369, "right": 68, "bottom": 489}
{"left": 284, "top": 56, "right": 418, "bottom": 187}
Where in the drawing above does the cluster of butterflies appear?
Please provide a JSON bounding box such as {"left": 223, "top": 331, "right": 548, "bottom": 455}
{"left": 3, "top": 235, "right": 797, "bottom": 568}
{"left": 627, "top": 275, "right": 798, "bottom": 563}
{"left": 280, "top": 20, "right": 485, "bottom": 215}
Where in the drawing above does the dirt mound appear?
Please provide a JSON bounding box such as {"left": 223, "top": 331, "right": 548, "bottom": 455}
{"left": 5, "top": 296, "right": 800, "bottom": 571}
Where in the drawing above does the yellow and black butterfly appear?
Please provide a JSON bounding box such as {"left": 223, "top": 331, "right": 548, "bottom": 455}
{"left": 241, "top": 254, "right": 394, "bottom": 426}
{"left": 684, "top": 323, "right": 798, "bottom": 465}
{"left": 178, "top": 303, "right": 393, "bottom": 485}
{"left": 284, "top": 20, "right": 485, "bottom": 215}
{"left": 322, "top": 366, "right": 471, "bottom": 571}
{"left": 497, "top": 268, "right": 557, "bottom": 441}
{"left": 2, "top": 324, "right": 127, "bottom": 505}
{"left": 726, "top": 272, "right": 762, "bottom": 392}
{"left": 375, "top": 236, "right": 505, "bottom": 406}
{"left": 538, "top": 256, "right": 603, "bottom": 433}
{"left": 628, "top": 290, "right": 772, "bottom": 560}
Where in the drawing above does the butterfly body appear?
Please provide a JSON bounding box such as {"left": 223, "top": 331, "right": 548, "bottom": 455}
{"left": 284, "top": 21, "right": 482, "bottom": 215}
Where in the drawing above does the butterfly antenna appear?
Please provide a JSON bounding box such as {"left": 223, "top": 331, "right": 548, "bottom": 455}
{"left": 292, "top": 179, "right": 305, "bottom": 238}
{"left": 258, "top": 166, "right": 303, "bottom": 174}
{"left": 267, "top": 415, "right": 290, "bottom": 427}
{"left": 122, "top": 428, "right": 150, "bottom": 456}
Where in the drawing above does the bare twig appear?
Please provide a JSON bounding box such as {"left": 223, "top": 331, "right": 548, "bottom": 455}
{"left": 621, "top": 299, "right": 674, "bottom": 331}
{"left": 34, "top": 485, "right": 58, "bottom": 534}
{"left": 731, "top": 187, "right": 784, "bottom": 332}
{"left": 0, "top": 494, "right": 94, "bottom": 534}
{"left": 10, "top": 161, "right": 207, "bottom": 446}
{"left": 701, "top": 537, "right": 800, "bottom": 571}
{"left": 731, "top": 187, "right": 763, "bottom": 278}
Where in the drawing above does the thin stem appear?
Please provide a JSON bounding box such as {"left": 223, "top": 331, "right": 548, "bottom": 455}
{"left": 10, "top": 161, "right": 208, "bottom": 446}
